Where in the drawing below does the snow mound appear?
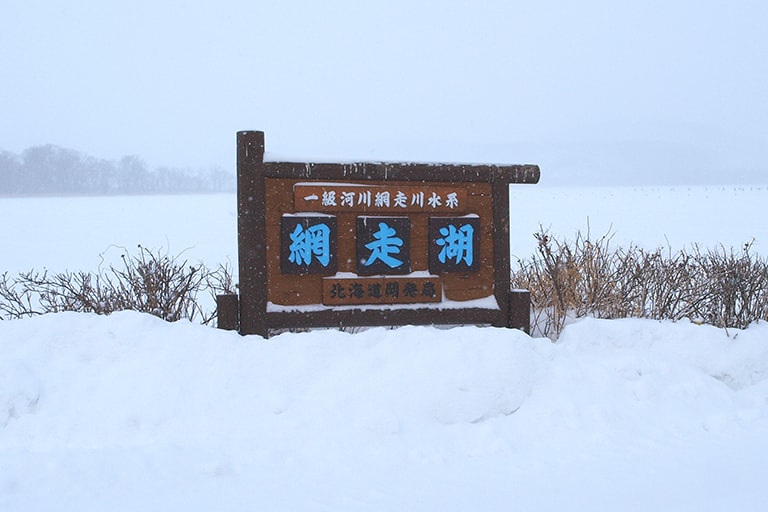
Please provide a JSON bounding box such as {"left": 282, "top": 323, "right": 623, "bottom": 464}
{"left": 0, "top": 313, "right": 539, "bottom": 450}
{"left": 2, "top": 312, "right": 768, "bottom": 511}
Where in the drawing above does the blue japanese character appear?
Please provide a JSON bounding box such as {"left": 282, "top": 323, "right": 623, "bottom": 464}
{"left": 364, "top": 222, "right": 403, "bottom": 268}
{"left": 289, "top": 223, "right": 331, "bottom": 266}
{"left": 436, "top": 223, "right": 474, "bottom": 266}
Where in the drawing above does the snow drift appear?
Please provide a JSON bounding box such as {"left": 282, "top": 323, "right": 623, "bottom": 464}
{"left": 2, "top": 312, "right": 767, "bottom": 511}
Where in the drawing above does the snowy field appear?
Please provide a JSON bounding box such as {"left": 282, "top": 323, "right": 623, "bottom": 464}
{"left": 1, "top": 185, "right": 766, "bottom": 277}
{"left": 509, "top": 185, "right": 768, "bottom": 260}
{"left": 2, "top": 186, "right": 768, "bottom": 511}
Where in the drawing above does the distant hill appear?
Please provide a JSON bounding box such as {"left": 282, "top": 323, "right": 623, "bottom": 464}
{"left": 0, "top": 144, "right": 235, "bottom": 196}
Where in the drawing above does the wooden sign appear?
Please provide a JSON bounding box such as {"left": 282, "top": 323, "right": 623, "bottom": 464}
{"left": 231, "top": 131, "right": 541, "bottom": 338}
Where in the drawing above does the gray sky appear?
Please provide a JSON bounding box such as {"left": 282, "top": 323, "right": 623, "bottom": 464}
{"left": 2, "top": 0, "right": 766, "bottom": 185}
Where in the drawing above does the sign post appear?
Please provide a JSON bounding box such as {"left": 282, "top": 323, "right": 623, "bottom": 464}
{"left": 230, "top": 130, "right": 539, "bottom": 338}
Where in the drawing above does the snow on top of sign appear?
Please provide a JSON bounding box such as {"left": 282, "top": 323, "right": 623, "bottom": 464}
{"left": 281, "top": 212, "right": 336, "bottom": 218}
{"left": 266, "top": 294, "right": 499, "bottom": 313}
{"left": 295, "top": 181, "right": 375, "bottom": 187}
{"left": 329, "top": 271, "right": 440, "bottom": 279}
{"left": 264, "top": 152, "right": 516, "bottom": 167}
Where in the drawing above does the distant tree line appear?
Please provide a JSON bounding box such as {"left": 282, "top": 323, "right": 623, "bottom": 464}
{"left": 0, "top": 144, "right": 235, "bottom": 196}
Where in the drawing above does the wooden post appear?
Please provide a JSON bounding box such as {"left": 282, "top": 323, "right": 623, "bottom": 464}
{"left": 508, "top": 289, "right": 531, "bottom": 334}
{"left": 216, "top": 293, "right": 239, "bottom": 331}
{"left": 491, "top": 179, "right": 511, "bottom": 327}
{"left": 236, "top": 131, "right": 268, "bottom": 337}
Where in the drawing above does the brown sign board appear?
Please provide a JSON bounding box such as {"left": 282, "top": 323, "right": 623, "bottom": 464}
{"left": 230, "top": 131, "right": 540, "bottom": 338}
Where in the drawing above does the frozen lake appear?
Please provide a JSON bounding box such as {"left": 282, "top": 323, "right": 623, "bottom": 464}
{"left": 1, "top": 185, "right": 765, "bottom": 277}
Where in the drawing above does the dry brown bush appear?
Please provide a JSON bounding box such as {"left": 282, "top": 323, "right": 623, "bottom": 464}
{"left": 0, "top": 246, "right": 235, "bottom": 326}
{"left": 512, "top": 228, "right": 768, "bottom": 340}
{"left": 4, "top": 236, "right": 766, "bottom": 337}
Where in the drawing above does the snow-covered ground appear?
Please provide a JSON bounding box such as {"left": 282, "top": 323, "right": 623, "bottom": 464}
{"left": 1, "top": 187, "right": 768, "bottom": 510}
{"left": 0, "top": 194, "right": 239, "bottom": 276}
{"left": 509, "top": 185, "right": 768, "bottom": 260}
{"left": 1, "top": 185, "right": 766, "bottom": 277}
{"left": 2, "top": 313, "right": 767, "bottom": 511}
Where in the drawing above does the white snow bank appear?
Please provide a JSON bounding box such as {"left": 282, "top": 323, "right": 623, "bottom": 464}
{"left": 2, "top": 313, "right": 768, "bottom": 511}
{"left": 0, "top": 312, "right": 537, "bottom": 449}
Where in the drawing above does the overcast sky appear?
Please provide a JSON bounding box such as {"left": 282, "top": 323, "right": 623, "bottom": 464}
{"left": 2, "top": 0, "right": 766, "bottom": 185}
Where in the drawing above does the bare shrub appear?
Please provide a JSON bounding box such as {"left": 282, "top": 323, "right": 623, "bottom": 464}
{"left": 687, "top": 242, "right": 768, "bottom": 330}
{"left": 0, "top": 246, "right": 235, "bottom": 326}
{"left": 513, "top": 228, "right": 768, "bottom": 340}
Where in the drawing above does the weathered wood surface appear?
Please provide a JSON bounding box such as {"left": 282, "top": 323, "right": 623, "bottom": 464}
{"left": 236, "top": 130, "right": 539, "bottom": 337}
{"left": 266, "top": 178, "right": 495, "bottom": 305}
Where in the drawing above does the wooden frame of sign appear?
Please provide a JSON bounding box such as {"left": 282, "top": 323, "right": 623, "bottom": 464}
{"left": 231, "top": 130, "right": 539, "bottom": 338}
